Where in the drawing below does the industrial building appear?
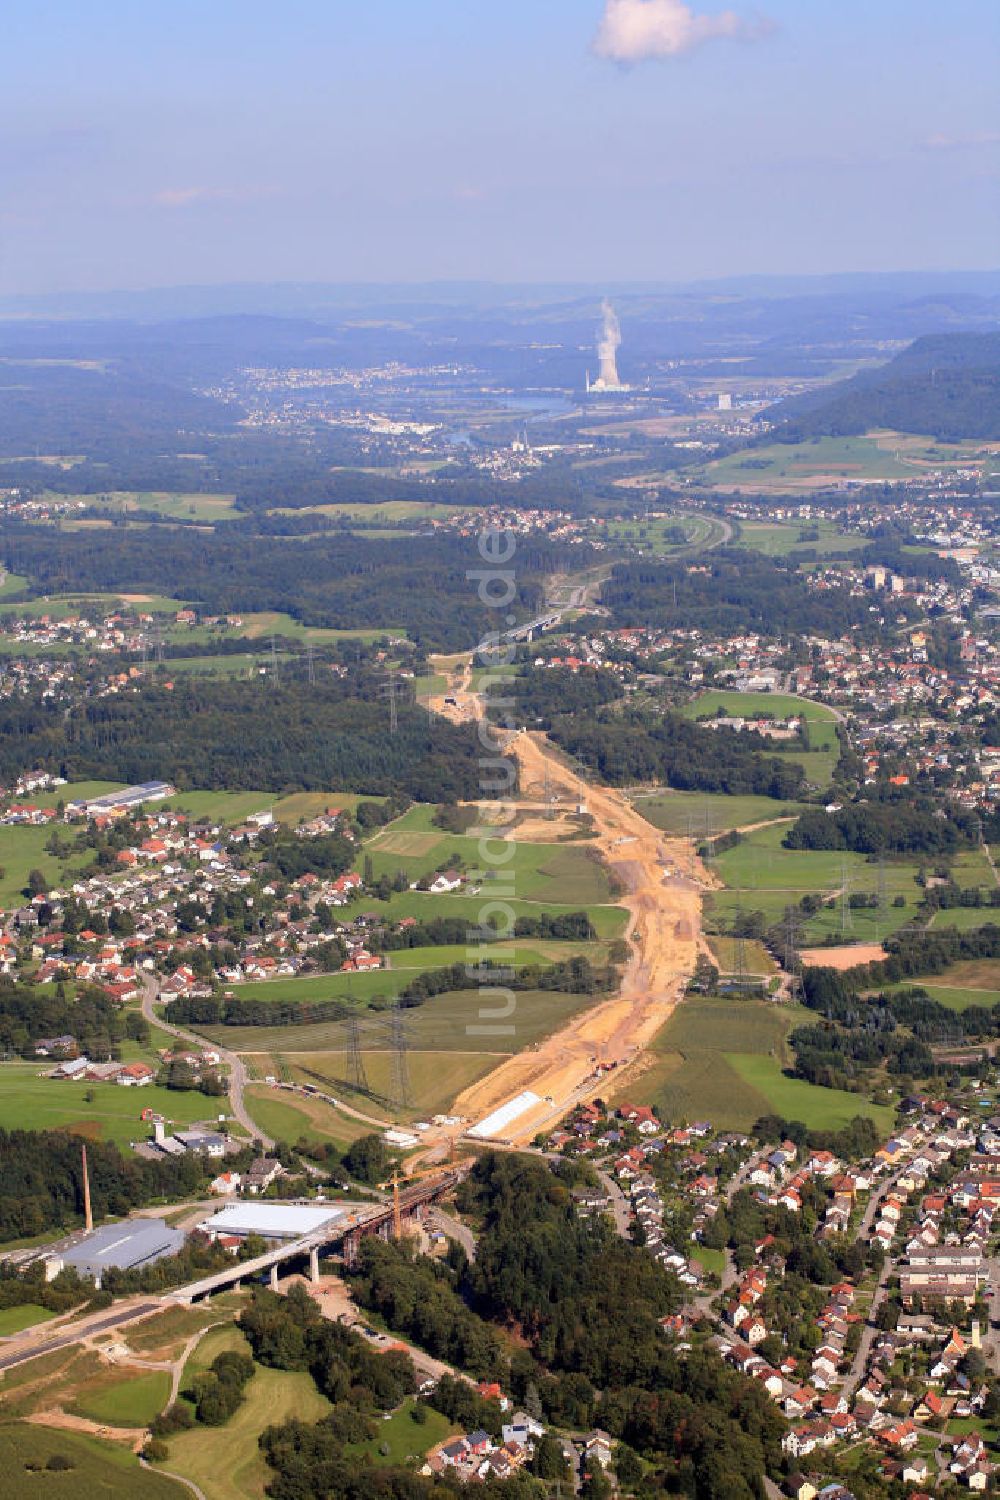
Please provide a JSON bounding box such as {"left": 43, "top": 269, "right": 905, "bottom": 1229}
{"left": 66, "top": 781, "right": 174, "bottom": 817}
{"left": 54, "top": 1218, "right": 186, "bottom": 1286}
{"left": 199, "top": 1202, "right": 343, "bottom": 1243}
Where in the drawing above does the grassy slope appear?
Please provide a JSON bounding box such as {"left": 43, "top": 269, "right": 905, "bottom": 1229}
{"left": 159, "top": 1363, "right": 330, "bottom": 1500}
{"left": 0, "top": 1425, "right": 183, "bottom": 1499}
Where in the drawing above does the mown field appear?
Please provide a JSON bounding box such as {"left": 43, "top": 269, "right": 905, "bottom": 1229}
{"left": 636, "top": 994, "right": 895, "bottom": 1134}
{"left": 0, "top": 1063, "right": 220, "bottom": 1147}
{"left": 242, "top": 1085, "right": 375, "bottom": 1148}
{"left": 731, "top": 518, "right": 872, "bottom": 556}
{"left": 158, "top": 1359, "right": 330, "bottom": 1500}
{"left": 216, "top": 984, "right": 609, "bottom": 1122}
{"left": 346, "top": 1396, "right": 455, "bottom": 1467}
{"left": 634, "top": 789, "right": 809, "bottom": 837}
{"left": 690, "top": 434, "right": 918, "bottom": 492}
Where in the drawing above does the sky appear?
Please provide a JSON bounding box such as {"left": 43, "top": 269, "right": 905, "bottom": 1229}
{"left": 1, "top": 0, "right": 998, "bottom": 295}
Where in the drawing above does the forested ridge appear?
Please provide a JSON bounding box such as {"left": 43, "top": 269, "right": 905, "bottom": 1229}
{"left": 765, "top": 331, "right": 1000, "bottom": 441}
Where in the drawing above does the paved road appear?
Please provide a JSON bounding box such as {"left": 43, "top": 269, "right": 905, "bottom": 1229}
{"left": 428, "top": 1205, "right": 477, "bottom": 1261}
{"left": 841, "top": 1171, "right": 902, "bottom": 1398}
{"left": 597, "top": 1169, "right": 632, "bottom": 1238}
{"left": 0, "top": 1299, "right": 164, "bottom": 1373}
{"left": 139, "top": 973, "right": 273, "bottom": 1148}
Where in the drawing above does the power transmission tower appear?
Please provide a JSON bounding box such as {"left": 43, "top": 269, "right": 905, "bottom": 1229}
{"left": 305, "top": 641, "right": 317, "bottom": 687}
{"left": 380, "top": 664, "right": 400, "bottom": 735}
{"left": 732, "top": 909, "right": 748, "bottom": 994}
{"left": 269, "top": 634, "right": 279, "bottom": 683}
{"left": 387, "top": 1002, "right": 411, "bottom": 1112}
{"left": 782, "top": 907, "right": 802, "bottom": 1001}
{"left": 345, "top": 1012, "right": 369, "bottom": 1095}
{"left": 840, "top": 858, "right": 853, "bottom": 937}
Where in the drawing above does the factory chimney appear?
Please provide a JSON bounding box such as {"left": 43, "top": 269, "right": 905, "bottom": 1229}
{"left": 81, "top": 1144, "right": 93, "bottom": 1233}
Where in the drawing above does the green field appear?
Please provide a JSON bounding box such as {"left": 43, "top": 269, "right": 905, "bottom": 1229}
{"left": 0, "top": 1425, "right": 183, "bottom": 1499}
{"left": 61, "top": 491, "right": 242, "bottom": 523}
{"left": 347, "top": 1397, "right": 455, "bottom": 1467}
{"left": 0, "top": 823, "right": 96, "bottom": 908}
{"left": 733, "top": 519, "right": 872, "bottom": 556}
{"left": 210, "top": 982, "right": 609, "bottom": 1120}
{"left": 634, "top": 789, "right": 809, "bottom": 837}
{"left": 0, "top": 1063, "right": 221, "bottom": 1146}
{"left": 242, "top": 1085, "right": 374, "bottom": 1148}
{"left": 682, "top": 690, "right": 840, "bottom": 752}
{"left": 726, "top": 1053, "right": 896, "bottom": 1132}
{"left": 0, "top": 1305, "right": 55, "bottom": 1336}
{"left": 72, "top": 1369, "right": 172, "bottom": 1427}
{"left": 364, "top": 811, "right": 615, "bottom": 905}
{"left": 691, "top": 434, "right": 922, "bottom": 493}
{"left": 159, "top": 1361, "right": 330, "bottom": 1500}
{"left": 706, "top": 820, "right": 929, "bottom": 944}
{"left": 600, "top": 512, "right": 716, "bottom": 556}
{"left": 636, "top": 994, "right": 894, "bottom": 1133}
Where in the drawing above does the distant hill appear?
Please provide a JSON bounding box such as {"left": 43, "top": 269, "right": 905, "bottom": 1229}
{"left": 764, "top": 332, "right": 1000, "bottom": 440}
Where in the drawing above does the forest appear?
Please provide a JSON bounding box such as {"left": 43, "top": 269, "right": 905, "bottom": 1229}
{"left": 784, "top": 797, "right": 977, "bottom": 856}
{"left": 546, "top": 705, "right": 807, "bottom": 797}
{"left": 766, "top": 331, "right": 1000, "bottom": 441}
{"left": 0, "top": 1126, "right": 223, "bottom": 1243}
{"left": 595, "top": 549, "right": 887, "bottom": 639}
{"left": 0, "top": 675, "right": 485, "bottom": 799}
{"left": 1, "top": 524, "right": 571, "bottom": 652}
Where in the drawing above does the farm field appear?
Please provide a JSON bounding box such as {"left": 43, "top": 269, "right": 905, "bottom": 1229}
{"left": 707, "top": 935, "right": 777, "bottom": 975}
{"left": 283, "top": 1050, "right": 495, "bottom": 1119}
{"left": 0, "top": 1063, "right": 220, "bottom": 1146}
{"left": 732, "top": 518, "right": 871, "bottom": 555}
{"left": 348, "top": 887, "right": 628, "bottom": 940}
{"left": 0, "top": 1426, "right": 182, "bottom": 1500}
{"left": 881, "top": 958, "right": 1000, "bottom": 1011}
{"left": 0, "top": 1305, "right": 55, "bottom": 1336}
{"left": 364, "top": 812, "right": 615, "bottom": 906}
{"left": 636, "top": 995, "right": 894, "bottom": 1133}
{"left": 268, "top": 499, "right": 460, "bottom": 522}
{"left": 726, "top": 1053, "right": 895, "bottom": 1133}
{"left": 61, "top": 491, "right": 242, "bottom": 523}
{"left": 706, "top": 821, "right": 935, "bottom": 944}
{"left": 159, "top": 1362, "right": 330, "bottom": 1500}
{"left": 689, "top": 434, "right": 924, "bottom": 492}
{"left": 633, "top": 789, "right": 809, "bottom": 836}
{"left": 599, "top": 512, "right": 714, "bottom": 555}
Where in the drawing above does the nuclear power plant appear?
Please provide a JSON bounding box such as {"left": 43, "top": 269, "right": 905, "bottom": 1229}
{"left": 586, "top": 299, "right": 628, "bottom": 393}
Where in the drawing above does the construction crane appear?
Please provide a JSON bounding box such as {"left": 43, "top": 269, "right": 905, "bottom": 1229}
{"left": 377, "top": 1159, "right": 458, "bottom": 1240}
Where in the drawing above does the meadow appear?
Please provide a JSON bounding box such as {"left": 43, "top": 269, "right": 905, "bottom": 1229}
{"left": 731, "top": 518, "right": 871, "bottom": 556}
{"left": 346, "top": 1397, "right": 455, "bottom": 1467}
{"left": 690, "top": 434, "right": 921, "bottom": 493}
{"left": 633, "top": 789, "right": 809, "bottom": 837}
{"left": 70, "top": 1368, "right": 172, "bottom": 1426}
{"left": 0, "top": 1305, "right": 54, "bottom": 1335}
{"left": 0, "top": 1426, "right": 182, "bottom": 1500}
{"left": 215, "top": 983, "right": 609, "bottom": 1122}
{"left": 0, "top": 1063, "right": 220, "bottom": 1147}
{"left": 160, "top": 1357, "right": 330, "bottom": 1500}
{"left": 636, "top": 994, "right": 894, "bottom": 1134}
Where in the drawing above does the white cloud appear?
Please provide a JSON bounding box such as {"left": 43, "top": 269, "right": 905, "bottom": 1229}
{"left": 592, "top": 0, "right": 769, "bottom": 62}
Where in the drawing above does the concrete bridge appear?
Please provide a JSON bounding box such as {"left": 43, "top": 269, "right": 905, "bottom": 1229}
{"left": 169, "top": 1168, "right": 469, "bottom": 1303}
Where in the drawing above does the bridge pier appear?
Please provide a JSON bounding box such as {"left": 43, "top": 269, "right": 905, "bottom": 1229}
{"left": 269, "top": 1263, "right": 279, "bottom": 1290}
{"left": 309, "top": 1247, "right": 320, "bottom": 1284}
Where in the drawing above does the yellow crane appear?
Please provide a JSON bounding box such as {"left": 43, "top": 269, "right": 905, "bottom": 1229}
{"left": 378, "top": 1158, "right": 457, "bottom": 1239}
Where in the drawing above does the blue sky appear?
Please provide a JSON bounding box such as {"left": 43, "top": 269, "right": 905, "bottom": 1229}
{"left": 1, "top": 0, "right": 998, "bottom": 293}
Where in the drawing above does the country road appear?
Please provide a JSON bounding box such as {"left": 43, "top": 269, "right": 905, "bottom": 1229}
{"left": 139, "top": 974, "right": 273, "bottom": 1149}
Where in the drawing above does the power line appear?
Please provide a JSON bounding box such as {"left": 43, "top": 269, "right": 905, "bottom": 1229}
{"left": 346, "top": 1012, "right": 369, "bottom": 1095}
{"left": 387, "top": 1001, "right": 411, "bottom": 1112}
